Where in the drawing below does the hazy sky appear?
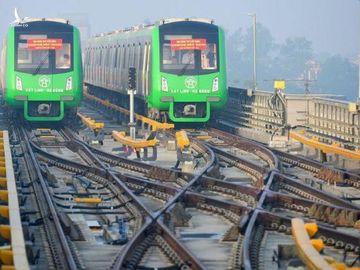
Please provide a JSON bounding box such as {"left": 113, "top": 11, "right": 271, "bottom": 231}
{"left": 0, "top": 0, "right": 359, "bottom": 57}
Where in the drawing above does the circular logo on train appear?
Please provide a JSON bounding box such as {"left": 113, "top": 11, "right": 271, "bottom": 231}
{"left": 39, "top": 76, "right": 51, "bottom": 88}
{"left": 184, "top": 77, "right": 197, "bottom": 89}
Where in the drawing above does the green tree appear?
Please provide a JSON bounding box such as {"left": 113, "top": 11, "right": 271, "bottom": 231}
{"left": 226, "top": 23, "right": 276, "bottom": 89}
{"left": 273, "top": 37, "right": 313, "bottom": 81}
{"left": 316, "top": 55, "right": 358, "bottom": 100}
{"left": 226, "top": 28, "right": 243, "bottom": 86}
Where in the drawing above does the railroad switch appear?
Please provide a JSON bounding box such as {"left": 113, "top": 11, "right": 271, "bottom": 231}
{"left": 164, "top": 203, "right": 191, "bottom": 227}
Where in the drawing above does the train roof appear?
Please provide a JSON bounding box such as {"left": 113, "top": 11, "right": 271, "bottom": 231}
{"left": 12, "top": 17, "right": 71, "bottom": 26}
{"left": 93, "top": 18, "right": 216, "bottom": 39}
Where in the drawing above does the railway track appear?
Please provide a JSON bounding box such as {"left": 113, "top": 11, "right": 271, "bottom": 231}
{"left": 83, "top": 93, "right": 360, "bottom": 269}
{"left": 196, "top": 128, "right": 360, "bottom": 205}
{"left": 186, "top": 128, "right": 360, "bottom": 269}
{"left": 12, "top": 125, "right": 78, "bottom": 270}
{"left": 15, "top": 124, "right": 218, "bottom": 269}
{"left": 7, "top": 94, "right": 360, "bottom": 269}
{"left": 74, "top": 123, "right": 360, "bottom": 269}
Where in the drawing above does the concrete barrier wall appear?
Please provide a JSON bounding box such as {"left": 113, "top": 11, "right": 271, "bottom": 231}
{"left": 217, "top": 87, "right": 359, "bottom": 148}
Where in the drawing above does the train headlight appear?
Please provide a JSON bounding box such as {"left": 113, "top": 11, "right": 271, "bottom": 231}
{"left": 161, "top": 77, "right": 168, "bottom": 92}
{"left": 212, "top": 77, "right": 219, "bottom": 92}
{"left": 16, "top": 76, "right": 23, "bottom": 91}
{"left": 66, "top": 77, "right": 73, "bottom": 91}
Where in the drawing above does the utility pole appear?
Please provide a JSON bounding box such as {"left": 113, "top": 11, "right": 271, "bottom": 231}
{"left": 358, "top": 0, "right": 360, "bottom": 102}
{"left": 128, "top": 67, "right": 137, "bottom": 140}
{"left": 358, "top": 54, "right": 360, "bottom": 102}
{"left": 248, "top": 13, "right": 257, "bottom": 90}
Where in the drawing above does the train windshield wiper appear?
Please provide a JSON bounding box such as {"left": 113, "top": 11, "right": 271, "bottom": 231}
{"left": 32, "top": 52, "right": 49, "bottom": 76}
{"left": 177, "top": 63, "right": 190, "bottom": 76}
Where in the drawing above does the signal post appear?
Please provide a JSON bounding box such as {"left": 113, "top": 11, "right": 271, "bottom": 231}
{"left": 128, "top": 67, "right": 137, "bottom": 139}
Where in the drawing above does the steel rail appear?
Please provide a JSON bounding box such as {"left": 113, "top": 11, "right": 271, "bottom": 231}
{"left": 207, "top": 127, "right": 280, "bottom": 169}
{"left": 117, "top": 171, "right": 360, "bottom": 229}
{"left": 81, "top": 137, "right": 261, "bottom": 199}
{"left": 31, "top": 139, "right": 153, "bottom": 218}
{"left": 82, "top": 90, "right": 360, "bottom": 269}
{"left": 242, "top": 209, "right": 360, "bottom": 270}
{"left": 270, "top": 173, "right": 360, "bottom": 210}
{"left": 273, "top": 148, "right": 360, "bottom": 186}
{"left": 37, "top": 128, "right": 209, "bottom": 270}
{"left": 19, "top": 128, "right": 78, "bottom": 270}
{"left": 111, "top": 137, "right": 215, "bottom": 270}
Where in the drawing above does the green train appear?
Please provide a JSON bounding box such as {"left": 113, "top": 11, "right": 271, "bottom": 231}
{"left": 84, "top": 18, "right": 227, "bottom": 123}
{"left": 0, "top": 18, "right": 83, "bottom": 121}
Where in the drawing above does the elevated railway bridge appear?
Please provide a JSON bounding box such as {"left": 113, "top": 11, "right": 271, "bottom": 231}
{"left": 215, "top": 87, "right": 360, "bottom": 171}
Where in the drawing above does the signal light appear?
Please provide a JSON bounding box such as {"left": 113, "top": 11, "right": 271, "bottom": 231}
{"left": 128, "top": 67, "right": 136, "bottom": 90}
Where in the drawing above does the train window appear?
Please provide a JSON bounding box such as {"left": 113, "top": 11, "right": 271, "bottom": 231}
{"left": 16, "top": 34, "right": 50, "bottom": 72}
{"left": 123, "top": 46, "right": 127, "bottom": 69}
{"left": 161, "top": 37, "right": 218, "bottom": 75}
{"left": 56, "top": 43, "right": 71, "bottom": 69}
{"left": 16, "top": 43, "right": 30, "bottom": 65}
{"left": 114, "top": 47, "right": 118, "bottom": 68}
{"left": 130, "top": 45, "right": 134, "bottom": 67}
{"left": 201, "top": 43, "right": 217, "bottom": 70}
{"left": 105, "top": 48, "right": 109, "bottom": 66}
{"left": 161, "top": 43, "right": 195, "bottom": 72}
{"left": 130, "top": 44, "right": 135, "bottom": 67}
{"left": 97, "top": 49, "right": 100, "bottom": 65}
{"left": 159, "top": 22, "right": 219, "bottom": 75}
{"left": 138, "top": 43, "right": 143, "bottom": 71}
{"left": 15, "top": 32, "right": 73, "bottom": 74}
{"left": 118, "top": 47, "right": 122, "bottom": 68}
{"left": 17, "top": 43, "right": 49, "bottom": 69}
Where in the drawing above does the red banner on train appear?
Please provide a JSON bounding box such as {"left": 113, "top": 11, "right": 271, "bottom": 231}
{"left": 170, "top": 39, "right": 207, "bottom": 51}
{"left": 27, "top": 39, "right": 63, "bottom": 50}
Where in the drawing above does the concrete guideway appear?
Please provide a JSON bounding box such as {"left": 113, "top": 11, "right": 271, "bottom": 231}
{"left": 216, "top": 88, "right": 360, "bottom": 157}
{"left": 0, "top": 131, "right": 29, "bottom": 270}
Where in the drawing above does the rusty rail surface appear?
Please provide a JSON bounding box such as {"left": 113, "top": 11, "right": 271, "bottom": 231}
{"left": 207, "top": 128, "right": 280, "bottom": 169}
{"left": 203, "top": 128, "right": 360, "bottom": 269}
{"left": 35, "top": 127, "right": 216, "bottom": 270}
{"left": 19, "top": 128, "right": 78, "bottom": 270}
{"left": 80, "top": 90, "right": 360, "bottom": 269}
{"left": 273, "top": 148, "right": 360, "bottom": 188}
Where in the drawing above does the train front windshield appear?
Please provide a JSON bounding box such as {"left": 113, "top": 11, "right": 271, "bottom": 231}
{"left": 160, "top": 21, "right": 219, "bottom": 75}
{"left": 15, "top": 22, "right": 73, "bottom": 74}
